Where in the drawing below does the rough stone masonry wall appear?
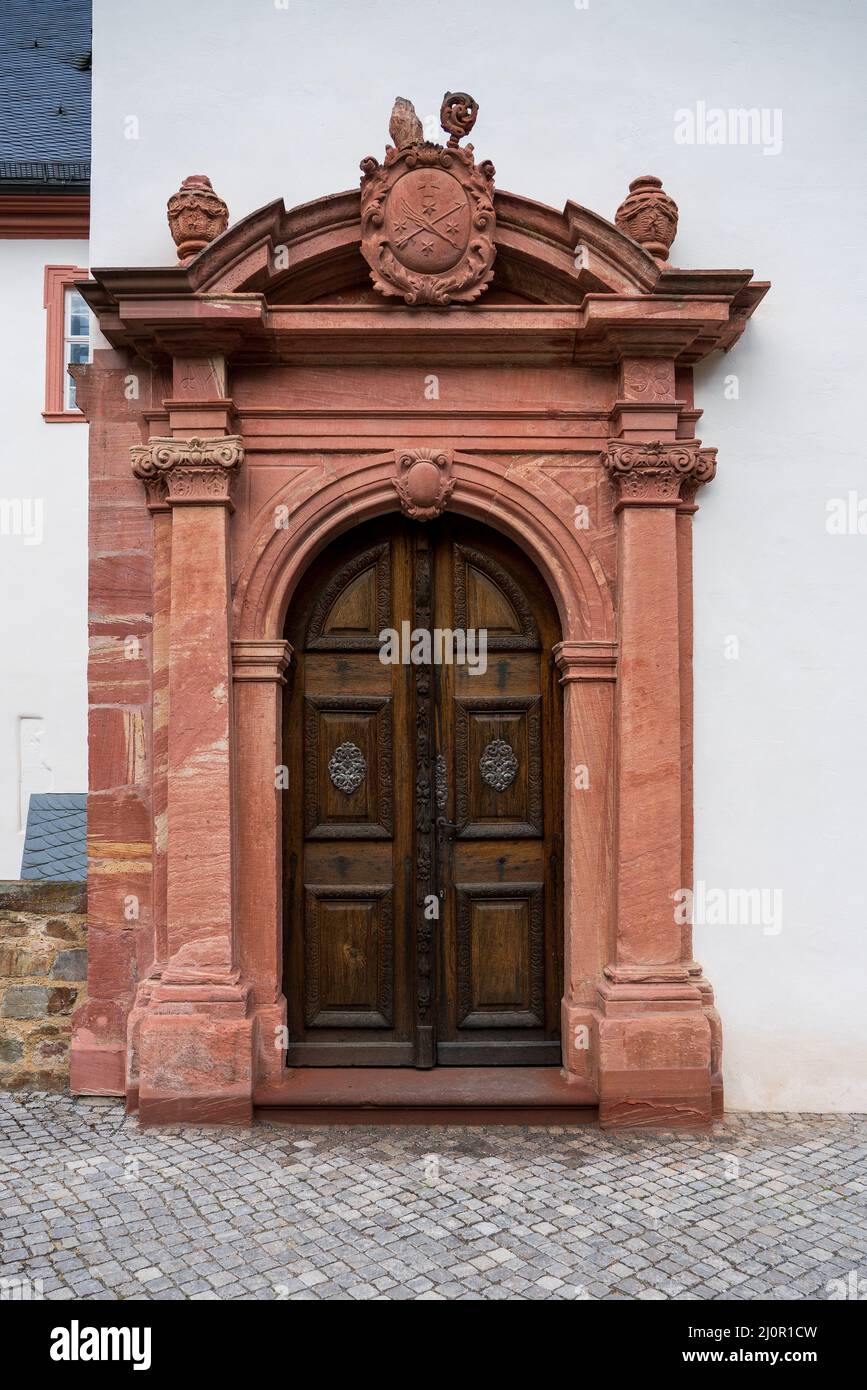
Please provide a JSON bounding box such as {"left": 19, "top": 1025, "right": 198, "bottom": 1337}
{"left": 0, "top": 881, "right": 87, "bottom": 1089}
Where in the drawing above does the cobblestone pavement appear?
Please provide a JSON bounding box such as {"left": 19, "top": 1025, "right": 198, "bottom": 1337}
{"left": 0, "top": 1093, "right": 865, "bottom": 1301}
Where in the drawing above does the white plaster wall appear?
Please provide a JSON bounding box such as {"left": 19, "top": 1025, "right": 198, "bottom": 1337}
{"left": 88, "top": 0, "right": 867, "bottom": 1110}
{"left": 0, "top": 238, "right": 89, "bottom": 877}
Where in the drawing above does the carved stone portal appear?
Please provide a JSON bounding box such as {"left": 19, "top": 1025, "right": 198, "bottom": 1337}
{"left": 360, "top": 93, "right": 495, "bottom": 306}
{"left": 73, "top": 107, "right": 770, "bottom": 1131}
{"left": 393, "top": 447, "right": 455, "bottom": 521}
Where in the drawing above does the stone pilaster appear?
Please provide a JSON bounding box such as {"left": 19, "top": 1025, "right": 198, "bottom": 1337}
{"left": 597, "top": 438, "right": 717, "bottom": 1127}
{"left": 130, "top": 435, "right": 252, "bottom": 1124}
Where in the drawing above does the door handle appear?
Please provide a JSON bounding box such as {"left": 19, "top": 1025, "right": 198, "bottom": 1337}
{"left": 435, "top": 815, "right": 466, "bottom": 834}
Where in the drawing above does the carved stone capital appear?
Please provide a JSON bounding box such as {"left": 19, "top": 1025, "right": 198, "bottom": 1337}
{"left": 393, "top": 447, "right": 455, "bottom": 521}
{"left": 553, "top": 640, "right": 618, "bottom": 683}
{"left": 231, "top": 639, "right": 292, "bottom": 683}
{"left": 131, "top": 435, "right": 244, "bottom": 506}
{"left": 603, "top": 439, "right": 717, "bottom": 509}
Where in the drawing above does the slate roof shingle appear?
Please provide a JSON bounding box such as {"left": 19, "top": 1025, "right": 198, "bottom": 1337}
{"left": 0, "top": 0, "right": 91, "bottom": 184}
{"left": 21, "top": 793, "right": 87, "bottom": 881}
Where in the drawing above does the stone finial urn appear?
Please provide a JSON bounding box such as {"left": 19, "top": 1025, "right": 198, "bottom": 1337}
{"left": 167, "top": 174, "right": 229, "bottom": 262}
{"left": 615, "top": 175, "right": 679, "bottom": 262}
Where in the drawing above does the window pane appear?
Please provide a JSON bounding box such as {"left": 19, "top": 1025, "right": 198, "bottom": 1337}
{"left": 66, "top": 289, "right": 90, "bottom": 338}
{"left": 64, "top": 333, "right": 91, "bottom": 412}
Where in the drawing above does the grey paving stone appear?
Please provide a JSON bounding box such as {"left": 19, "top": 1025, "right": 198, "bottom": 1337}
{"left": 0, "top": 1094, "right": 864, "bottom": 1301}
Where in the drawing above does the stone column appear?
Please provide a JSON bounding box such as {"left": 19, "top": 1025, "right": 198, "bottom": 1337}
{"left": 130, "top": 435, "right": 252, "bottom": 1124}
{"left": 553, "top": 640, "right": 616, "bottom": 1090}
{"left": 598, "top": 438, "right": 718, "bottom": 1127}
{"left": 232, "top": 639, "right": 292, "bottom": 1095}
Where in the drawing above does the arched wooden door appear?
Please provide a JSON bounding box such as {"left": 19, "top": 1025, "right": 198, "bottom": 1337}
{"left": 282, "top": 515, "right": 563, "bottom": 1068}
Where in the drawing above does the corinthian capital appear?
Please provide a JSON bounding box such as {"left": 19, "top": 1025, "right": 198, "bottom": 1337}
{"left": 603, "top": 439, "right": 717, "bottom": 507}
{"left": 130, "top": 435, "right": 244, "bottom": 505}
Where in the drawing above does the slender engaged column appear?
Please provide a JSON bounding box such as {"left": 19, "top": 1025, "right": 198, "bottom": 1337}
{"left": 232, "top": 639, "right": 292, "bottom": 1094}
{"left": 553, "top": 641, "right": 616, "bottom": 1086}
{"left": 130, "top": 435, "right": 251, "bottom": 1123}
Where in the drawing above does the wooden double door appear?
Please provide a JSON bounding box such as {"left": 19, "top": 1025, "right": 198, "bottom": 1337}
{"left": 283, "top": 515, "right": 563, "bottom": 1068}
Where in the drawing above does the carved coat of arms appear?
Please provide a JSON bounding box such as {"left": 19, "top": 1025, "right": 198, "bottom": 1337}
{"left": 360, "top": 92, "right": 496, "bottom": 307}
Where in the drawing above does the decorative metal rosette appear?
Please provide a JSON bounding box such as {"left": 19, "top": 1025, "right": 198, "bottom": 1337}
{"left": 479, "top": 739, "right": 518, "bottom": 792}
{"left": 328, "top": 741, "right": 367, "bottom": 794}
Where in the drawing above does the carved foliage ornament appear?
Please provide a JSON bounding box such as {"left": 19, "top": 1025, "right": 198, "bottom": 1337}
{"left": 360, "top": 92, "right": 495, "bottom": 306}
{"left": 435, "top": 754, "right": 448, "bottom": 811}
{"left": 603, "top": 439, "right": 717, "bottom": 506}
{"left": 393, "top": 447, "right": 454, "bottom": 521}
{"left": 328, "top": 742, "right": 367, "bottom": 795}
{"left": 131, "top": 436, "right": 244, "bottom": 505}
{"left": 622, "top": 360, "right": 675, "bottom": 402}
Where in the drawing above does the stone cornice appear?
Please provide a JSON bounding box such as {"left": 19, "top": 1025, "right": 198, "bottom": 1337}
{"left": 131, "top": 435, "right": 244, "bottom": 506}
{"left": 603, "top": 439, "right": 717, "bottom": 509}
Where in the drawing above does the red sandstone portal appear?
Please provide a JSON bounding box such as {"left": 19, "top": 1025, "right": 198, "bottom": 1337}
{"left": 70, "top": 97, "right": 768, "bottom": 1127}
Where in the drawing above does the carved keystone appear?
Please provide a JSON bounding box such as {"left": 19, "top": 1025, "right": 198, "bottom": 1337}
{"left": 393, "top": 448, "right": 455, "bottom": 521}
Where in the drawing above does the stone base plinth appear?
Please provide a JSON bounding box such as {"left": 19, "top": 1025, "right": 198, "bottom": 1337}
{"left": 595, "top": 981, "right": 713, "bottom": 1129}
{"left": 137, "top": 1011, "right": 254, "bottom": 1126}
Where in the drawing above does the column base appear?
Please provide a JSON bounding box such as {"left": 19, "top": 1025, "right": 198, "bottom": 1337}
{"left": 70, "top": 998, "right": 129, "bottom": 1096}
{"left": 691, "top": 967, "right": 725, "bottom": 1117}
{"left": 133, "top": 941, "right": 255, "bottom": 1126}
{"left": 253, "top": 996, "right": 288, "bottom": 1091}
{"left": 595, "top": 979, "right": 714, "bottom": 1129}
{"left": 137, "top": 1008, "right": 255, "bottom": 1126}
{"left": 560, "top": 996, "right": 598, "bottom": 1085}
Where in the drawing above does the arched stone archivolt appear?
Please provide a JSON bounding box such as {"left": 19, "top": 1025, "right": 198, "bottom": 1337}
{"left": 232, "top": 449, "right": 614, "bottom": 644}
{"left": 183, "top": 186, "right": 663, "bottom": 306}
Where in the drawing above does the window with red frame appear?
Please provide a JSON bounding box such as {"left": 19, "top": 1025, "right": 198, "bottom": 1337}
{"left": 43, "top": 264, "right": 91, "bottom": 421}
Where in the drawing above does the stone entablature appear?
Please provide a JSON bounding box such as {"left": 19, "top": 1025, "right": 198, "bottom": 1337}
{"left": 69, "top": 95, "right": 767, "bottom": 1127}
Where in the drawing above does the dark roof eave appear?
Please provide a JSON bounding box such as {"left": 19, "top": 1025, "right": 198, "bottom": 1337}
{"left": 0, "top": 160, "right": 90, "bottom": 188}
